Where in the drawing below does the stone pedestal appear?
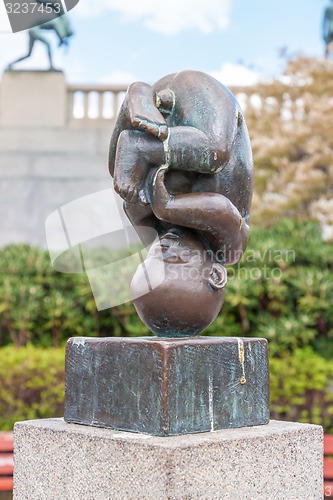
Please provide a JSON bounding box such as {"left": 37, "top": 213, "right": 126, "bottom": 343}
{"left": 0, "top": 70, "right": 66, "bottom": 127}
{"left": 14, "top": 418, "right": 323, "bottom": 499}
{"left": 64, "top": 337, "right": 270, "bottom": 436}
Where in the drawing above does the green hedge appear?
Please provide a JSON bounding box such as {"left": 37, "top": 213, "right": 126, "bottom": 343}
{"left": 0, "top": 346, "right": 65, "bottom": 430}
{"left": 0, "top": 220, "right": 332, "bottom": 358}
{"left": 0, "top": 244, "right": 145, "bottom": 347}
{"left": 207, "top": 219, "right": 333, "bottom": 358}
{"left": 270, "top": 348, "right": 333, "bottom": 431}
{"left": 0, "top": 220, "right": 333, "bottom": 431}
{"left": 1, "top": 345, "right": 333, "bottom": 432}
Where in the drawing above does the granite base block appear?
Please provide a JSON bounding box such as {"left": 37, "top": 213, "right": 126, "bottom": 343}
{"left": 64, "top": 336, "right": 270, "bottom": 436}
{"left": 14, "top": 418, "right": 323, "bottom": 500}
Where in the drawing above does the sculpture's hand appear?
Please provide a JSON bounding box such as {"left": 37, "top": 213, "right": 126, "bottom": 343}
{"left": 126, "top": 83, "right": 169, "bottom": 141}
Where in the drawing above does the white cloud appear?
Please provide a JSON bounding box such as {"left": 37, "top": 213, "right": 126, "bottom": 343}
{"left": 210, "top": 62, "right": 260, "bottom": 87}
{"left": 75, "top": 0, "right": 231, "bottom": 35}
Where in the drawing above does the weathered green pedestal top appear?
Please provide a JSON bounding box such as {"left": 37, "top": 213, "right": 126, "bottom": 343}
{"left": 64, "top": 336, "right": 269, "bottom": 436}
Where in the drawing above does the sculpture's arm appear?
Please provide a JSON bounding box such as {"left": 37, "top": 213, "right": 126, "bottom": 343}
{"left": 164, "top": 126, "right": 232, "bottom": 174}
{"left": 151, "top": 168, "right": 249, "bottom": 265}
{"left": 111, "top": 125, "right": 234, "bottom": 206}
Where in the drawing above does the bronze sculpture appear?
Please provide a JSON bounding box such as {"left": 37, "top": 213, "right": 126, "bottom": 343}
{"left": 323, "top": 0, "right": 333, "bottom": 59}
{"left": 7, "top": 15, "right": 74, "bottom": 70}
{"left": 109, "top": 70, "right": 254, "bottom": 337}
{"left": 65, "top": 71, "right": 270, "bottom": 436}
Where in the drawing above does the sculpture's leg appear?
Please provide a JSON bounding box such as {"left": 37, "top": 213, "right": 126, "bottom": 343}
{"left": 328, "top": 41, "right": 333, "bottom": 59}
{"left": 113, "top": 130, "right": 164, "bottom": 205}
{"left": 151, "top": 168, "right": 249, "bottom": 265}
{"left": 7, "top": 37, "right": 35, "bottom": 69}
{"left": 38, "top": 36, "right": 54, "bottom": 69}
{"left": 109, "top": 82, "right": 167, "bottom": 177}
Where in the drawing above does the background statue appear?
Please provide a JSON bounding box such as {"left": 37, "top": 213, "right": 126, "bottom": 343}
{"left": 7, "top": 15, "right": 74, "bottom": 71}
{"left": 109, "top": 70, "right": 254, "bottom": 337}
{"left": 323, "top": 0, "right": 333, "bottom": 59}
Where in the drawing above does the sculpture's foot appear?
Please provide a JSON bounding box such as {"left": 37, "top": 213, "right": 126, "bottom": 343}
{"left": 114, "top": 169, "right": 148, "bottom": 205}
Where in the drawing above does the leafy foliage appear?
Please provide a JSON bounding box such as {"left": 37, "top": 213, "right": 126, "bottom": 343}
{"left": 1, "top": 343, "right": 333, "bottom": 432}
{"left": 206, "top": 219, "right": 333, "bottom": 358}
{"left": 0, "top": 220, "right": 332, "bottom": 359}
{"left": 270, "top": 348, "right": 333, "bottom": 433}
{"left": 0, "top": 220, "right": 332, "bottom": 430}
{"left": 0, "top": 244, "right": 146, "bottom": 348}
{"left": 0, "top": 345, "right": 65, "bottom": 430}
{"left": 238, "top": 56, "right": 333, "bottom": 240}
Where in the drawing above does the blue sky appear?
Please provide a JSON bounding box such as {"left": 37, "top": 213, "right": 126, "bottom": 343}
{"left": 0, "top": 0, "right": 329, "bottom": 86}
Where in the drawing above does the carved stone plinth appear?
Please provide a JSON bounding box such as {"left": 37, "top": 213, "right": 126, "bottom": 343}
{"left": 64, "top": 336, "right": 270, "bottom": 436}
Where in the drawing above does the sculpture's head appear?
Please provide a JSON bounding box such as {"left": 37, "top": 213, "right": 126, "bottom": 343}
{"left": 130, "top": 228, "right": 227, "bottom": 337}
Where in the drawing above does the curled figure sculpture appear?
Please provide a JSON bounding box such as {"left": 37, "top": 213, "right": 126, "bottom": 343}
{"left": 109, "top": 70, "right": 254, "bottom": 337}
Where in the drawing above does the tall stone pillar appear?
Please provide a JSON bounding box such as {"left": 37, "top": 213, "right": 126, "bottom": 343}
{"left": 0, "top": 70, "right": 67, "bottom": 127}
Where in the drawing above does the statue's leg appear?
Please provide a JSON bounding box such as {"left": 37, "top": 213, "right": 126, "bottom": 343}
{"left": 52, "top": 22, "right": 65, "bottom": 45}
{"left": 109, "top": 82, "right": 167, "bottom": 177}
{"left": 43, "top": 38, "right": 53, "bottom": 69}
{"left": 113, "top": 129, "right": 165, "bottom": 206}
{"left": 113, "top": 121, "right": 233, "bottom": 207}
{"left": 325, "top": 40, "right": 333, "bottom": 59}
{"left": 32, "top": 30, "right": 53, "bottom": 69}
{"left": 7, "top": 36, "right": 35, "bottom": 69}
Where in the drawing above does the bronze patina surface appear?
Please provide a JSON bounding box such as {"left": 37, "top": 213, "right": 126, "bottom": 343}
{"left": 64, "top": 337, "right": 269, "bottom": 436}
{"left": 64, "top": 72, "right": 267, "bottom": 437}
{"left": 108, "top": 70, "right": 254, "bottom": 337}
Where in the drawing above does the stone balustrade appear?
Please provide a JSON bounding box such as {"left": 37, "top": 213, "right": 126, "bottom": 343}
{"left": 67, "top": 85, "right": 127, "bottom": 127}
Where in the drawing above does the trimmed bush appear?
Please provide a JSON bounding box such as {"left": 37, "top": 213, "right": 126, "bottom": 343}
{"left": 270, "top": 348, "right": 333, "bottom": 433}
{"left": 0, "top": 220, "right": 332, "bottom": 431}
{"left": 0, "top": 244, "right": 145, "bottom": 348}
{"left": 0, "top": 220, "right": 332, "bottom": 358}
{"left": 0, "top": 345, "right": 65, "bottom": 430}
{"left": 1, "top": 345, "right": 333, "bottom": 432}
{"left": 206, "top": 219, "right": 333, "bottom": 358}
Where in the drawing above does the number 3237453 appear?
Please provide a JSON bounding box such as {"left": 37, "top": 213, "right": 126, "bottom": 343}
{"left": 5, "top": 3, "right": 62, "bottom": 14}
